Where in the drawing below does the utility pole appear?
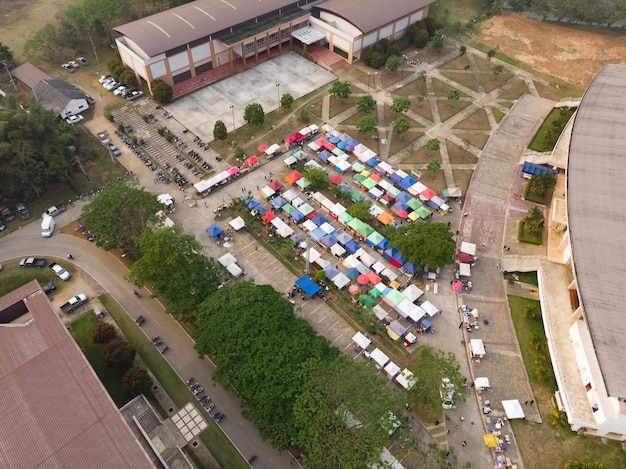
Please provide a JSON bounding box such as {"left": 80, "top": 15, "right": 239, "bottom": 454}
{"left": 229, "top": 105, "right": 235, "bottom": 132}
{"left": 88, "top": 31, "right": 99, "bottom": 63}
{"left": 1, "top": 61, "right": 18, "bottom": 92}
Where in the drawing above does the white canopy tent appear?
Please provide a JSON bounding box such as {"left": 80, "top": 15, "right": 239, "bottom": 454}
{"left": 407, "top": 305, "right": 426, "bottom": 323}
{"left": 381, "top": 268, "right": 398, "bottom": 281}
{"left": 373, "top": 304, "right": 389, "bottom": 321}
{"left": 229, "top": 216, "right": 245, "bottom": 231}
{"left": 395, "top": 368, "right": 416, "bottom": 390}
{"left": 352, "top": 331, "right": 372, "bottom": 350}
{"left": 384, "top": 361, "right": 401, "bottom": 379}
{"left": 460, "top": 241, "right": 477, "bottom": 256}
{"left": 370, "top": 348, "right": 390, "bottom": 368}
{"left": 302, "top": 219, "right": 317, "bottom": 232}
{"left": 474, "top": 377, "right": 491, "bottom": 390}
{"left": 265, "top": 143, "right": 281, "bottom": 157}
{"left": 330, "top": 243, "right": 346, "bottom": 257}
{"left": 372, "top": 261, "right": 386, "bottom": 274}
{"left": 332, "top": 273, "right": 350, "bottom": 290}
{"left": 305, "top": 247, "right": 322, "bottom": 264}
{"left": 261, "top": 186, "right": 275, "bottom": 199}
{"left": 421, "top": 300, "right": 440, "bottom": 317}
{"left": 218, "top": 252, "right": 237, "bottom": 267}
{"left": 403, "top": 284, "right": 424, "bottom": 303}
{"left": 226, "top": 263, "right": 244, "bottom": 277}
{"left": 459, "top": 263, "right": 472, "bottom": 277}
{"left": 470, "top": 339, "right": 486, "bottom": 358}
{"left": 502, "top": 400, "right": 525, "bottom": 419}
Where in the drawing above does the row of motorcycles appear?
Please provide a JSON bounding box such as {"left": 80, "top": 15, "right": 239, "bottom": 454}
{"left": 185, "top": 377, "right": 225, "bottom": 422}
{"left": 152, "top": 336, "right": 169, "bottom": 354}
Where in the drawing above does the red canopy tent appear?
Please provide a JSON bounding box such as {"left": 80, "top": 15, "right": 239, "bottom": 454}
{"left": 262, "top": 211, "right": 277, "bottom": 224}
{"left": 284, "top": 136, "right": 295, "bottom": 145}
{"left": 329, "top": 174, "right": 343, "bottom": 185}
{"left": 357, "top": 274, "right": 369, "bottom": 285}
{"left": 257, "top": 143, "right": 269, "bottom": 153}
{"left": 268, "top": 180, "right": 283, "bottom": 191}
{"left": 367, "top": 271, "right": 382, "bottom": 285}
{"left": 457, "top": 252, "right": 472, "bottom": 263}
{"left": 285, "top": 170, "right": 303, "bottom": 185}
{"left": 243, "top": 155, "right": 260, "bottom": 166}
{"left": 369, "top": 174, "right": 382, "bottom": 183}
{"left": 294, "top": 132, "right": 305, "bottom": 142}
{"left": 420, "top": 188, "right": 437, "bottom": 200}
{"left": 323, "top": 141, "right": 336, "bottom": 151}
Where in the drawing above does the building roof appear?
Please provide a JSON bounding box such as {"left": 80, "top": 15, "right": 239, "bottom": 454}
{"left": 31, "top": 79, "right": 86, "bottom": 115}
{"left": 0, "top": 281, "right": 154, "bottom": 468}
{"left": 12, "top": 62, "right": 52, "bottom": 89}
{"left": 314, "top": 0, "right": 435, "bottom": 34}
{"left": 114, "top": 0, "right": 299, "bottom": 58}
{"left": 567, "top": 64, "right": 626, "bottom": 398}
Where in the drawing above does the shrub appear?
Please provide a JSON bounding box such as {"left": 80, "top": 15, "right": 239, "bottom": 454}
{"left": 102, "top": 340, "right": 136, "bottom": 374}
{"left": 151, "top": 79, "right": 173, "bottom": 104}
{"left": 122, "top": 367, "right": 153, "bottom": 395}
{"left": 369, "top": 51, "right": 385, "bottom": 69}
{"left": 413, "top": 29, "right": 430, "bottom": 48}
{"left": 92, "top": 323, "right": 116, "bottom": 344}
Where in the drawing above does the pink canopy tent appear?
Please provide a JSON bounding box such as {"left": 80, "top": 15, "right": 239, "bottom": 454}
{"left": 268, "top": 180, "right": 283, "bottom": 191}
{"left": 357, "top": 274, "right": 369, "bottom": 285}
{"left": 243, "top": 155, "right": 260, "bottom": 166}
{"left": 257, "top": 143, "right": 269, "bottom": 152}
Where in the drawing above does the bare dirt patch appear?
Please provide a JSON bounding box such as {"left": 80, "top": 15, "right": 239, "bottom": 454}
{"left": 475, "top": 11, "right": 626, "bottom": 89}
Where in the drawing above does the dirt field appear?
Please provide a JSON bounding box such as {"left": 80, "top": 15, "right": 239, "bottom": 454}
{"left": 476, "top": 11, "right": 626, "bottom": 89}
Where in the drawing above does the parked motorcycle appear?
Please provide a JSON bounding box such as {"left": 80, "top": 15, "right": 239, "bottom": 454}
{"left": 152, "top": 336, "right": 163, "bottom": 346}
{"left": 160, "top": 346, "right": 169, "bottom": 354}
{"left": 132, "top": 289, "right": 141, "bottom": 298}
{"left": 135, "top": 315, "right": 145, "bottom": 325}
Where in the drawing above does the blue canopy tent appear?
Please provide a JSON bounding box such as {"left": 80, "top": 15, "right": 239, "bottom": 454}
{"left": 320, "top": 234, "right": 338, "bottom": 248}
{"left": 245, "top": 198, "right": 262, "bottom": 210}
{"left": 317, "top": 150, "right": 332, "bottom": 163}
{"left": 336, "top": 231, "right": 353, "bottom": 246}
{"left": 421, "top": 318, "right": 433, "bottom": 332}
{"left": 399, "top": 176, "right": 417, "bottom": 190}
{"left": 206, "top": 223, "right": 223, "bottom": 238}
{"left": 337, "top": 141, "right": 348, "bottom": 150}
{"left": 383, "top": 247, "right": 400, "bottom": 260}
{"left": 397, "top": 192, "right": 413, "bottom": 203}
{"left": 323, "top": 264, "right": 340, "bottom": 280}
{"left": 345, "top": 267, "right": 359, "bottom": 279}
{"left": 311, "top": 214, "right": 328, "bottom": 226}
{"left": 290, "top": 210, "right": 304, "bottom": 222}
{"left": 376, "top": 237, "right": 390, "bottom": 250}
{"left": 310, "top": 227, "right": 326, "bottom": 241}
{"left": 328, "top": 136, "right": 340, "bottom": 144}
{"left": 390, "top": 172, "right": 404, "bottom": 184}
{"left": 402, "top": 261, "right": 419, "bottom": 275}
{"left": 272, "top": 196, "right": 287, "bottom": 209}
{"left": 344, "top": 240, "right": 360, "bottom": 254}
{"left": 291, "top": 234, "right": 302, "bottom": 243}
{"left": 339, "top": 182, "right": 352, "bottom": 193}
{"left": 296, "top": 275, "right": 322, "bottom": 297}
{"left": 347, "top": 138, "right": 360, "bottom": 147}
{"left": 366, "top": 158, "right": 380, "bottom": 167}
{"left": 256, "top": 205, "right": 268, "bottom": 215}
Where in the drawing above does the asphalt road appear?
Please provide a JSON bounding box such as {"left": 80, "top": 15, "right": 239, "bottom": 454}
{"left": 0, "top": 226, "right": 295, "bottom": 469}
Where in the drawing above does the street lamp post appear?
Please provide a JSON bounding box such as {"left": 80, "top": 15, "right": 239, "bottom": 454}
{"left": 275, "top": 83, "right": 280, "bottom": 108}
{"left": 387, "top": 121, "right": 395, "bottom": 158}
{"left": 367, "top": 73, "right": 371, "bottom": 93}
{"left": 229, "top": 105, "right": 235, "bottom": 132}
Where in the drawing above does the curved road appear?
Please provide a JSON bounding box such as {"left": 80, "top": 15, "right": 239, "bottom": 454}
{"left": 0, "top": 228, "right": 294, "bottom": 469}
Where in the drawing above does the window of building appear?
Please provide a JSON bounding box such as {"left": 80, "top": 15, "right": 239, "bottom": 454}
{"left": 244, "top": 42, "right": 254, "bottom": 54}
{"left": 281, "top": 28, "right": 290, "bottom": 39}
{"left": 257, "top": 37, "right": 265, "bottom": 48}
{"left": 269, "top": 32, "right": 278, "bottom": 44}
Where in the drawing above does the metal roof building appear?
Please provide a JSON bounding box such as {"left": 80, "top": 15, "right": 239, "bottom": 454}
{"left": 567, "top": 64, "right": 626, "bottom": 399}
{"left": 0, "top": 281, "right": 154, "bottom": 468}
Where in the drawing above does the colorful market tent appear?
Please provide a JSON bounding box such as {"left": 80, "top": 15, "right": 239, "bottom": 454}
{"left": 229, "top": 216, "right": 245, "bottom": 231}
{"left": 359, "top": 295, "right": 376, "bottom": 308}
{"left": 284, "top": 170, "right": 303, "bottom": 185}
{"left": 332, "top": 272, "right": 350, "bottom": 289}
{"left": 295, "top": 275, "right": 322, "bottom": 297}
{"left": 352, "top": 331, "right": 372, "bottom": 350}
{"left": 243, "top": 155, "right": 260, "bottom": 166}
{"left": 205, "top": 223, "right": 223, "bottom": 238}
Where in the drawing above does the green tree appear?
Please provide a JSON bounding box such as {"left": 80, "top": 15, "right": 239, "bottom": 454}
{"left": 304, "top": 167, "right": 328, "bottom": 189}
{"left": 356, "top": 95, "right": 377, "bottom": 114}
{"left": 92, "top": 322, "right": 117, "bottom": 343}
{"left": 487, "top": 48, "right": 497, "bottom": 61}
{"left": 446, "top": 89, "right": 461, "bottom": 100}
{"left": 492, "top": 64, "right": 504, "bottom": 76}
{"left": 243, "top": 103, "right": 265, "bottom": 127}
{"left": 459, "top": 44, "right": 467, "bottom": 56}
{"left": 119, "top": 69, "right": 137, "bottom": 86}
{"left": 427, "top": 158, "right": 441, "bottom": 172}
{"left": 390, "top": 97, "right": 411, "bottom": 114}
{"left": 385, "top": 54, "right": 401, "bottom": 73}
{"left": 102, "top": 340, "right": 136, "bottom": 374}
{"left": 213, "top": 120, "right": 227, "bottom": 141}
{"left": 234, "top": 145, "right": 245, "bottom": 159}
{"left": 348, "top": 200, "right": 373, "bottom": 223}
{"left": 122, "top": 367, "right": 153, "bottom": 395}
{"left": 314, "top": 269, "right": 326, "bottom": 281}
{"left": 129, "top": 225, "right": 224, "bottom": 317}
{"left": 417, "top": 70, "right": 427, "bottom": 83}
{"left": 280, "top": 93, "right": 294, "bottom": 109}
{"left": 426, "top": 138, "right": 441, "bottom": 152}
{"left": 0, "top": 42, "right": 14, "bottom": 63}
{"left": 564, "top": 460, "right": 605, "bottom": 469}
{"left": 356, "top": 115, "right": 377, "bottom": 135}
{"left": 387, "top": 222, "right": 455, "bottom": 269}
{"left": 65, "top": 0, "right": 128, "bottom": 44}
{"left": 298, "top": 108, "right": 310, "bottom": 123}
{"left": 431, "top": 29, "right": 445, "bottom": 52}
{"left": 329, "top": 81, "right": 352, "bottom": 99}
{"left": 524, "top": 206, "right": 544, "bottom": 236}
{"left": 2, "top": 94, "right": 18, "bottom": 110}
{"left": 408, "top": 347, "right": 467, "bottom": 421}
{"left": 293, "top": 355, "right": 405, "bottom": 468}
{"left": 393, "top": 117, "right": 410, "bottom": 137}
{"left": 529, "top": 172, "right": 557, "bottom": 196}
{"left": 151, "top": 79, "right": 173, "bottom": 104}
{"left": 82, "top": 182, "right": 161, "bottom": 251}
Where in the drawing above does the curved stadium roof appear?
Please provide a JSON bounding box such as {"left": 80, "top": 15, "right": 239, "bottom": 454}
{"left": 567, "top": 64, "right": 626, "bottom": 399}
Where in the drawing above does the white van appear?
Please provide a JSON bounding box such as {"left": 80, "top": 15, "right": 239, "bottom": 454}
{"left": 41, "top": 215, "right": 55, "bottom": 237}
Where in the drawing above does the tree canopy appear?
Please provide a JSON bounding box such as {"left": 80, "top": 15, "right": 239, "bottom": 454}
{"left": 304, "top": 167, "right": 328, "bottom": 189}
{"left": 347, "top": 200, "right": 373, "bottom": 223}
{"left": 0, "top": 105, "right": 77, "bottom": 200}
{"left": 387, "top": 222, "right": 455, "bottom": 269}
{"left": 243, "top": 103, "right": 265, "bottom": 127}
{"left": 213, "top": 120, "right": 227, "bottom": 141}
{"left": 82, "top": 181, "right": 161, "bottom": 250}
{"left": 390, "top": 97, "right": 411, "bottom": 114}
{"left": 129, "top": 225, "right": 224, "bottom": 317}
{"left": 357, "top": 115, "right": 377, "bottom": 135}
{"left": 529, "top": 172, "right": 556, "bottom": 196}
{"left": 385, "top": 54, "right": 401, "bottom": 73}
{"left": 151, "top": 79, "right": 173, "bottom": 104}
{"left": 356, "top": 95, "right": 377, "bottom": 114}
{"left": 329, "top": 81, "right": 352, "bottom": 99}
{"left": 280, "top": 93, "right": 294, "bottom": 109}
{"left": 0, "top": 42, "right": 13, "bottom": 63}
{"left": 393, "top": 117, "right": 410, "bottom": 136}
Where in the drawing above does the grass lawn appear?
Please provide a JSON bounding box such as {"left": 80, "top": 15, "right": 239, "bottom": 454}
{"left": 458, "top": 132, "right": 489, "bottom": 150}
{"left": 533, "top": 81, "right": 583, "bottom": 101}
{"left": 417, "top": 168, "right": 447, "bottom": 193}
{"left": 439, "top": 70, "right": 479, "bottom": 92}
{"left": 99, "top": 295, "right": 248, "bottom": 468}
{"left": 436, "top": 99, "right": 473, "bottom": 122}
{"left": 479, "top": 72, "right": 515, "bottom": 93}
{"left": 452, "top": 169, "right": 474, "bottom": 197}
{"left": 493, "top": 108, "right": 506, "bottom": 123}
{"left": 329, "top": 96, "right": 358, "bottom": 119}
{"left": 518, "top": 220, "right": 543, "bottom": 245}
{"left": 452, "top": 108, "right": 490, "bottom": 130}
{"left": 0, "top": 260, "right": 65, "bottom": 297}
{"left": 432, "top": 77, "right": 467, "bottom": 97}
{"left": 504, "top": 271, "right": 538, "bottom": 285}
{"left": 529, "top": 107, "right": 576, "bottom": 153}
{"left": 439, "top": 55, "right": 471, "bottom": 70}
{"left": 447, "top": 141, "right": 479, "bottom": 164}
{"left": 498, "top": 79, "right": 530, "bottom": 100}
{"left": 507, "top": 295, "right": 626, "bottom": 469}
{"left": 394, "top": 79, "right": 428, "bottom": 97}
{"left": 70, "top": 313, "right": 137, "bottom": 407}
{"left": 425, "top": 42, "right": 457, "bottom": 63}
{"left": 402, "top": 147, "right": 439, "bottom": 165}
{"left": 412, "top": 98, "right": 434, "bottom": 122}
{"left": 429, "top": 0, "right": 486, "bottom": 23}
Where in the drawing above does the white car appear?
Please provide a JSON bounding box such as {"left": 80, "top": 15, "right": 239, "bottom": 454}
{"left": 76, "top": 57, "right": 89, "bottom": 66}
{"left": 114, "top": 85, "right": 127, "bottom": 96}
{"left": 68, "top": 60, "right": 80, "bottom": 69}
{"left": 104, "top": 80, "right": 120, "bottom": 91}
{"left": 50, "top": 263, "right": 71, "bottom": 281}
{"left": 62, "top": 63, "right": 76, "bottom": 73}
{"left": 66, "top": 115, "right": 84, "bottom": 125}
{"left": 99, "top": 75, "right": 112, "bottom": 84}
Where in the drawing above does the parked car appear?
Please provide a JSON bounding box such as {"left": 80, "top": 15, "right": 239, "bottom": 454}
{"left": 0, "top": 219, "right": 5, "bottom": 231}
{"left": 113, "top": 85, "right": 127, "bottom": 96}
{"left": 60, "top": 293, "right": 88, "bottom": 313}
{"left": 127, "top": 90, "right": 144, "bottom": 101}
{"left": 0, "top": 206, "right": 15, "bottom": 222}
{"left": 16, "top": 202, "right": 30, "bottom": 219}
{"left": 19, "top": 257, "right": 47, "bottom": 268}
{"left": 61, "top": 63, "right": 76, "bottom": 73}
{"left": 76, "top": 57, "right": 89, "bottom": 66}
{"left": 66, "top": 115, "right": 84, "bottom": 125}
{"left": 440, "top": 377, "right": 455, "bottom": 410}
{"left": 44, "top": 205, "right": 66, "bottom": 217}
{"left": 108, "top": 144, "right": 121, "bottom": 157}
{"left": 68, "top": 60, "right": 80, "bottom": 69}
{"left": 85, "top": 95, "right": 95, "bottom": 106}
{"left": 121, "top": 87, "right": 136, "bottom": 97}
{"left": 42, "top": 282, "right": 56, "bottom": 294}
{"left": 98, "top": 75, "right": 112, "bottom": 84}
{"left": 104, "top": 80, "right": 120, "bottom": 91}
{"left": 49, "top": 262, "right": 71, "bottom": 281}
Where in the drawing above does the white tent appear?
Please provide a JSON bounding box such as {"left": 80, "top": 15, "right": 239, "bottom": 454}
{"left": 320, "top": 222, "right": 335, "bottom": 234}
{"left": 384, "top": 361, "right": 401, "bottom": 379}
{"left": 283, "top": 155, "right": 297, "bottom": 167}
{"left": 470, "top": 339, "right": 486, "bottom": 358}
{"left": 381, "top": 268, "right": 398, "bottom": 281}
{"left": 459, "top": 263, "right": 472, "bottom": 277}
{"left": 474, "top": 377, "right": 491, "bottom": 390}
{"left": 368, "top": 204, "right": 384, "bottom": 217}
{"left": 376, "top": 161, "right": 393, "bottom": 175}
{"left": 302, "top": 219, "right": 317, "bottom": 232}
{"left": 218, "top": 252, "right": 237, "bottom": 267}
{"left": 395, "top": 368, "right": 416, "bottom": 390}
{"left": 229, "top": 216, "right": 245, "bottom": 231}
{"left": 369, "top": 187, "right": 384, "bottom": 199}
{"left": 460, "top": 241, "right": 477, "bottom": 255}
{"left": 265, "top": 143, "right": 281, "bottom": 156}
{"left": 502, "top": 400, "right": 525, "bottom": 419}
{"left": 403, "top": 284, "right": 424, "bottom": 303}
{"left": 332, "top": 272, "right": 350, "bottom": 290}
{"left": 261, "top": 186, "right": 275, "bottom": 199}
{"left": 372, "top": 261, "right": 386, "bottom": 274}
{"left": 312, "top": 191, "right": 325, "bottom": 203}
{"left": 370, "top": 348, "right": 390, "bottom": 368}
{"left": 352, "top": 332, "right": 372, "bottom": 350}
{"left": 305, "top": 247, "right": 322, "bottom": 263}
{"left": 421, "top": 300, "right": 440, "bottom": 317}
{"left": 407, "top": 305, "right": 426, "bottom": 323}
{"left": 395, "top": 299, "right": 415, "bottom": 319}
{"left": 330, "top": 203, "right": 346, "bottom": 217}
{"left": 408, "top": 181, "right": 427, "bottom": 196}
{"left": 308, "top": 140, "right": 321, "bottom": 151}
{"left": 275, "top": 220, "right": 294, "bottom": 238}
{"left": 315, "top": 257, "right": 330, "bottom": 269}
{"left": 292, "top": 197, "right": 304, "bottom": 208}
{"left": 330, "top": 243, "right": 346, "bottom": 257}
{"left": 282, "top": 188, "right": 299, "bottom": 202}
{"left": 226, "top": 263, "right": 243, "bottom": 277}
{"left": 373, "top": 304, "right": 389, "bottom": 321}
